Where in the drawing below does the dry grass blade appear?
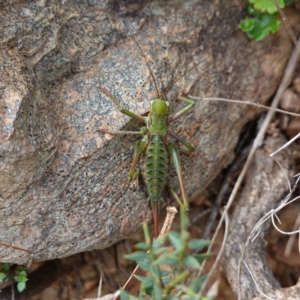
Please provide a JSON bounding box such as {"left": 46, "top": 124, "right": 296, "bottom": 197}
{"left": 97, "top": 272, "right": 103, "bottom": 299}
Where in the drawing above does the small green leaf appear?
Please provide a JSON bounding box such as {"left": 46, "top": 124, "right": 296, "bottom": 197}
{"left": 162, "top": 276, "right": 172, "bottom": 285}
{"left": 154, "top": 252, "right": 177, "bottom": 265}
{"left": 240, "top": 13, "right": 281, "bottom": 41}
{"left": 249, "top": 0, "right": 285, "bottom": 14}
{"left": 140, "top": 275, "right": 154, "bottom": 289}
{"left": 165, "top": 296, "right": 178, "bottom": 300}
{"left": 181, "top": 295, "right": 195, "bottom": 300}
{"left": 143, "top": 285, "right": 154, "bottom": 296}
{"left": 153, "top": 235, "right": 167, "bottom": 248}
{"left": 160, "top": 269, "right": 172, "bottom": 277}
{"left": 140, "top": 276, "right": 154, "bottom": 299}
{"left": 168, "top": 231, "right": 182, "bottom": 251}
{"left": 153, "top": 281, "right": 162, "bottom": 299}
{"left": 133, "top": 274, "right": 145, "bottom": 282}
{"left": 2, "top": 264, "right": 10, "bottom": 271}
{"left": 240, "top": 18, "right": 254, "bottom": 31}
{"left": 175, "top": 289, "right": 184, "bottom": 297}
{"left": 150, "top": 265, "right": 161, "bottom": 279}
{"left": 15, "top": 274, "right": 28, "bottom": 283}
{"left": 19, "top": 270, "right": 27, "bottom": 278}
{"left": 247, "top": 4, "right": 258, "bottom": 15}
{"left": 125, "top": 251, "right": 147, "bottom": 262}
{"left": 135, "top": 242, "right": 150, "bottom": 251}
{"left": 188, "top": 239, "right": 210, "bottom": 251}
{"left": 137, "top": 260, "right": 151, "bottom": 272}
{"left": 0, "top": 272, "right": 6, "bottom": 280}
{"left": 198, "top": 274, "right": 208, "bottom": 286}
{"left": 17, "top": 281, "right": 26, "bottom": 293}
{"left": 15, "top": 269, "right": 27, "bottom": 284}
{"left": 183, "top": 255, "right": 201, "bottom": 270}
{"left": 153, "top": 246, "right": 169, "bottom": 255}
{"left": 17, "top": 267, "right": 25, "bottom": 272}
{"left": 252, "top": 14, "right": 280, "bottom": 40}
{"left": 193, "top": 253, "right": 211, "bottom": 262}
{"left": 120, "top": 289, "right": 130, "bottom": 300}
{"left": 189, "top": 277, "right": 202, "bottom": 293}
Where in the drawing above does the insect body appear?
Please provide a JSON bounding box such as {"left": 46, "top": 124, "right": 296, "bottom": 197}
{"left": 100, "top": 89, "right": 195, "bottom": 237}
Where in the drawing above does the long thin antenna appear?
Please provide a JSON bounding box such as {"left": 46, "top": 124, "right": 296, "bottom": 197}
{"left": 121, "top": 19, "right": 160, "bottom": 99}
{"left": 161, "top": 56, "right": 206, "bottom": 99}
{"left": 122, "top": 17, "right": 224, "bottom": 101}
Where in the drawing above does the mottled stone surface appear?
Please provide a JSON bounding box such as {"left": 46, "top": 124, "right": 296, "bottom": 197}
{"left": 0, "top": 0, "right": 297, "bottom": 264}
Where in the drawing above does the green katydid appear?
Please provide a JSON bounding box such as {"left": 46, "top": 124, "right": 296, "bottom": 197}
{"left": 98, "top": 26, "right": 300, "bottom": 238}
{"left": 100, "top": 88, "right": 194, "bottom": 238}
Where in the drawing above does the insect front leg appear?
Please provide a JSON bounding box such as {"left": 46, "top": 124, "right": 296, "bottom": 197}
{"left": 99, "top": 127, "right": 147, "bottom": 136}
{"left": 169, "top": 96, "right": 194, "bottom": 122}
{"left": 101, "top": 88, "right": 146, "bottom": 122}
{"left": 100, "top": 130, "right": 139, "bottom": 134}
{"left": 128, "top": 136, "right": 147, "bottom": 182}
{"left": 167, "top": 143, "right": 189, "bottom": 211}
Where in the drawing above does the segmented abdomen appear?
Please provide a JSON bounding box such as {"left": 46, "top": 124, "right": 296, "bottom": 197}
{"left": 142, "top": 135, "right": 170, "bottom": 201}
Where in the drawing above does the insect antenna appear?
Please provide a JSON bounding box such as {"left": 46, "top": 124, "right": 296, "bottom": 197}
{"left": 161, "top": 56, "right": 211, "bottom": 100}
{"left": 121, "top": 19, "right": 161, "bottom": 99}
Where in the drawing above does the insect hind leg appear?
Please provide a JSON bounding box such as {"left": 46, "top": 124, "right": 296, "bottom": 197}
{"left": 167, "top": 143, "right": 189, "bottom": 211}
{"left": 128, "top": 138, "right": 147, "bottom": 182}
{"left": 149, "top": 198, "right": 163, "bottom": 238}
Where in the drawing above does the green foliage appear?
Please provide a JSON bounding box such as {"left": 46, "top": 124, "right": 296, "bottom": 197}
{"left": 240, "top": 0, "right": 294, "bottom": 40}
{"left": 249, "top": 0, "right": 285, "bottom": 14}
{"left": 0, "top": 272, "right": 6, "bottom": 281}
{"left": 0, "top": 263, "right": 10, "bottom": 284}
{"left": 14, "top": 267, "right": 28, "bottom": 292}
{"left": 240, "top": 13, "right": 281, "bottom": 41}
{"left": 0, "top": 264, "right": 28, "bottom": 293}
{"left": 121, "top": 207, "right": 211, "bottom": 300}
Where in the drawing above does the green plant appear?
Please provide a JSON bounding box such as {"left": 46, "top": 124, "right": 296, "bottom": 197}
{"left": 0, "top": 263, "right": 10, "bottom": 283}
{"left": 0, "top": 264, "right": 28, "bottom": 293}
{"left": 14, "top": 267, "right": 28, "bottom": 292}
{"left": 121, "top": 207, "right": 211, "bottom": 300}
{"left": 240, "top": 0, "right": 294, "bottom": 40}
